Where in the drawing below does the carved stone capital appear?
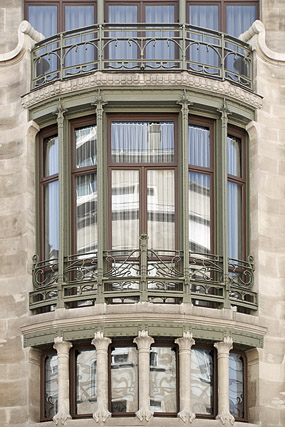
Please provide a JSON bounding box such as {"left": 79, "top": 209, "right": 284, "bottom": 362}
{"left": 53, "top": 336, "right": 72, "bottom": 355}
{"left": 216, "top": 411, "right": 235, "bottom": 425}
{"left": 175, "top": 332, "right": 195, "bottom": 352}
{"left": 53, "top": 412, "right": 71, "bottom": 426}
{"left": 93, "top": 408, "right": 111, "bottom": 423}
{"left": 178, "top": 410, "right": 196, "bottom": 423}
{"left": 133, "top": 330, "right": 154, "bottom": 351}
{"left": 91, "top": 331, "right": 112, "bottom": 352}
{"left": 214, "top": 336, "right": 233, "bottom": 355}
{"left": 135, "top": 407, "right": 154, "bottom": 422}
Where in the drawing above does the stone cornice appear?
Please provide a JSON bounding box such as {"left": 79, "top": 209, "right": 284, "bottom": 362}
{"left": 21, "top": 71, "right": 263, "bottom": 110}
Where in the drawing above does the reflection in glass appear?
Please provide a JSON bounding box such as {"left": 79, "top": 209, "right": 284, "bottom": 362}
{"left": 229, "top": 353, "right": 244, "bottom": 418}
{"left": 111, "top": 121, "right": 174, "bottom": 163}
{"left": 112, "top": 170, "right": 139, "bottom": 250}
{"left": 227, "top": 182, "right": 242, "bottom": 259}
{"left": 150, "top": 346, "right": 177, "bottom": 413}
{"left": 189, "top": 125, "right": 210, "bottom": 168}
{"left": 111, "top": 346, "right": 138, "bottom": 413}
{"left": 191, "top": 349, "right": 214, "bottom": 415}
{"left": 44, "top": 181, "right": 59, "bottom": 259}
{"left": 76, "top": 349, "right": 97, "bottom": 414}
{"left": 76, "top": 174, "right": 97, "bottom": 254}
{"left": 227, "top": 136, "right": 241, "bottom": 177}
{"left": 145, "top": 6, "right": 175, "bottom": 67}
{"left": 147, "top": 170, "right": 175, "bottom": 250}
{"left": 44, "top": 353, "right": 58, "bottom": 419}
{"left": 44, "top": 136, "right": 58, "bottom": 177}
{"left": 75, "top": 125, "right": 97, "bottom": 168}
{"left": 108, "top": 6, "right": 138, "bottom": 68}
{"left": 189, "top": 173, "right": 210, "bottom": 253}
{"left": 189, "top": 6, "right": 219, "bottom": 74}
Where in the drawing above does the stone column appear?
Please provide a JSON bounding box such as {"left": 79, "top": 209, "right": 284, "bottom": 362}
{"left": 53, "top": 337, "right": 72, "bottom": 425}
{"left": 92, "top": 331, "right": 112, "bottom": 422}
{"left": 175, "top": 332, "right": 196, "bottom": 423}
{"left": 133, "top": 330, "right": 154, "bottom": 421}
{"left": 214, "top": 336, "right": 235, "bottom": 425}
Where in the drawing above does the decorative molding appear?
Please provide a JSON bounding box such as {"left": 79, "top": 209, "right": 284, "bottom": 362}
{"left": 0, "top": 21, "right": 44, "bottom": 64}
{"left": 21, "top": 71, "right": 263, "bottom": 110}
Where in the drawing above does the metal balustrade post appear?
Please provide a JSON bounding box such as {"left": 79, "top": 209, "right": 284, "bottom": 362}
{"left": 98, "top": 24, "right": 103, "bottom": 71}
{"left": 140, "top": 234, "right": 148, "bottom": 302}
{"left": 221, "top": 33, "right": 225, "bottom": 81}
{"left": 60, "top": 32, "right": 63, "bottom": 81}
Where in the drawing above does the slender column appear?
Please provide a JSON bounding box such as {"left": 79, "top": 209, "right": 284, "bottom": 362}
{"left": 133, "top": 330, "right": 154, "bottom": 422}
{"left": 218, "top": 99, "right": 231, "bottom": 309}
{"left": 214, "top": 336, "right": 234, "bottom": 425}
{"left": 175, "top": 332, "right": 196, "bottom": 423}
{"left": 92, "top": 332, "right": 112, "bottom": 422}
{"left": 53, "top": 337, "right": 72, "bottom": 425}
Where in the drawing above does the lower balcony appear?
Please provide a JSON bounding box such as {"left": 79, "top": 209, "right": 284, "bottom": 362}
{"left": 30, "top": 235, "right": 257, "bottom": 313}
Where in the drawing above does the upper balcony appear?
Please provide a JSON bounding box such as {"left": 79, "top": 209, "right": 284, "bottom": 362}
{"left": 31, "top": 23, "right": 253, "bottom": 91}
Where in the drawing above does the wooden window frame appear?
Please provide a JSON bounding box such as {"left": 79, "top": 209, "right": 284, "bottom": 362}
{"left": 107, "top": 113, "right": 179, "bottom": 251}
{"left": 40, "top": 349, "right": 58, "bottom": 422}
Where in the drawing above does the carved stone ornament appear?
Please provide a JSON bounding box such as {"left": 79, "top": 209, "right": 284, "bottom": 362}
{"left": 133, "top": 330, "right": 154, "bottom": 350}
{"left": 53, "top": 412, "right": 71, "bottom": 426}
{"left": 93, "top": 409, "right": 111, "bottom": 423}
{"left": 178, "top": 410, "right": 196, "bottom": 424}
{"left": 216, "top": 411, "right": 235, "bottom": 426}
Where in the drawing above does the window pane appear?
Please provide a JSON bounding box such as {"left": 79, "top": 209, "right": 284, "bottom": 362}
{"left": 227, "top": 136, "right": 241, "bottom": 177}
{"left": 44, "top": 136, "right": 58, "bottom": 177}
{"left": 44, "top": 181, "right": 59, "bottom": 259}
{"left": 76, "top": 174, "right": 97, "bottom": 254}
{"left": 189, "top": 125, "right": 210, "bottom": 168}
{"left": 227, "top": 6, "right": 256, "bottom": 38}
{"left": 111, "top": 346, "right": 138, "bottom": 413}
{"left": 76, "top": 349, "right": 97, "bottom": 414}
{"left": 189, "top": 173, "right": 211, "bottom": 253}
{"left": 189, "top": 5, "right": 219, "bottom": 31}
{"left": 75, "top": 125, "right": 97, "bottom": 168}
{"left": 112, "top": 170, "right": 139, "bottom": 250}
{"left": 111, "top": 121, "right": 174, "bottom": 163}
{"left": 229, "top": 353, "right": 244, "bottom": 418}
{"left": 65, "top": 6, "right": 95, "bottom": 31}
{"left": 150, "top": 346, "right": 177, "bottom": 413}
{"left": 147, "top": 170, "right": 175, "bottom": 250}
{"left": 28, "top": 6, "right": 57, "bottom": 38}
{"left": 227, "top": 182, "right": 242, "bottom": 259}
{"left": 44, "top": 354, "right": 58, "bottom": 419}
{"left": 191, "top": 349, "right": 214, "bottom": 415}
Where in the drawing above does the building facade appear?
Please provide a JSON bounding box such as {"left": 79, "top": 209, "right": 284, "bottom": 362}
{"left": 0, "top": 1, "right": 284, "bottom": 426}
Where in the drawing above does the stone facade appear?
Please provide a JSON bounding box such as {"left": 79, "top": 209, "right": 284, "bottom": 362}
{"left": 0, "top": 3, "right": 285, "bottom": 427}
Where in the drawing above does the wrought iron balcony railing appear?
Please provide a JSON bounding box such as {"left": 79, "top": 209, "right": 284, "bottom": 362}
{"left": 30, "top": 235, "right": 257, "bottom": 313}
{"left": 31, "top": 23, "right": 253, "bottom": 90}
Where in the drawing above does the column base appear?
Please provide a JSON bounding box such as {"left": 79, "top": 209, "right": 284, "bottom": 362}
{"left": 178, "top": 410, "right": 196, "bottom": 423}
{"left": 135, "top": 408, "right": 154, "bottom": 422}
{"left": 93, "top": 409, "right": 111, "bottom": 423}
{"left": 216, "top": 412, "right": 235, "bottom": 425}
{"left": 53, "top": 412, "right": 71, "bottom": 425}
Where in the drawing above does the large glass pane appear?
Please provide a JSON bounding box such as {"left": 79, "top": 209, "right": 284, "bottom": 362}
{"left": 44, "top": 136, "right": 58, "bottom": 177}
{"left": 108, "top": 6, "right": 138, "bottom": 68}
{"left": 64, "top": 6, "right": 95, "bottom": 75}
{"left": 189, "top": 125, "right": 210, "bottom": 168}
{"left": 229, "top": 353, "right": 244, "bottom": 418}
{"left": 189, "top": 6, "right": 219, "bottom": 75}
{"left": 76, "top": 174, "right": 97, "bottom": 254}
{"left": 150, "top": 346, "right": 177, "bottom": 413}
{"left": 111, "top": 121, "right": 174, "bottom": 163}
{"left": 189, "top": 173, "right": 211, "bottom": 253}
{"left": 44, "top": 181, "right": 59, "bottom": 259}
{"left": 147, "top": 170, "right": 175, "bottom": 250}
{"left": 227, "top": 182, "right": 242, "bottom": 259}
{"left": 145, "top": 6, "right": 175, "bottom": 68}
{"left": 28, "top": 6, "right": 57, "bottom": 38}
{"left": 76, "top": 349, "right": 97, "bottom": 414}
{"left": 227, "top": 6, "right": 256, "bottom": 38}
{"left": 75, "top": 125, "right": 97, "bottom": 168}
{"left": 44, "top": 353, "right": 58, "bottom": 419}
{"left": 112, "top": 170, "right": 139, "bottom": 250}
{"left": 227, "top": 136, "right": 241, "bottom": 177}
{"left": 191, "top": 349, "right": 214, "bottom": 415}
{"left": 111, "top": 346, "right": 138, "bottom": 413}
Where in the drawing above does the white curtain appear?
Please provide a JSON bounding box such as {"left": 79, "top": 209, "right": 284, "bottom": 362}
{"left": 76, "top": 174, "right": 97, "bottom": 254}
{"left": 227, "top": 136, "right": 241, "bottom": 177}
{"left": 227, "top": 6, "right": 256, "bottom": 38}
{"left": 111, "top": 121, "right": 174, "bottom": 163}
{"left": 64, "top": 6, "right": 95, "bottom": 74}
{"left": 189, "top": 125, "right": 210, "bottom": 167}
{"left": 189, "top": 6, "right": 219, "bottom": 74}
{"left": 45, "top": 182, "right": 59, "bottom": 260}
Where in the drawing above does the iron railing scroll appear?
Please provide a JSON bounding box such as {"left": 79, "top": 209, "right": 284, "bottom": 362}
{"left": 30, "top": 236, "right": 257, "bottom": 313}
{"left": 31, "top": 23, "right": 253, "bottom": 90}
